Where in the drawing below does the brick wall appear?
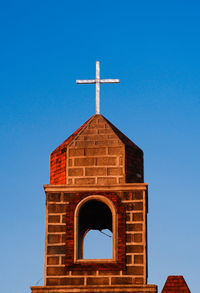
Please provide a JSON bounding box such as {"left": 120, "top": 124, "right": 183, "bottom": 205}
{"left": 67, "top": 117, "right": 125, "bottom": 185}
{"left": 44, "top": 187, "right": 147, "bottom": 287}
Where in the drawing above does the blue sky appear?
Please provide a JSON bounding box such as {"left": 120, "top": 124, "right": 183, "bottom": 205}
{"left": 0, "top": 1, "right": 200, "bottom": 292}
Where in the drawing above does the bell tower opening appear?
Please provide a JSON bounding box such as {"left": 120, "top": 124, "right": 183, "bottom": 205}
{"left": 75, "top": 196, "right": 116, "bottom": 261}
{"left": 84, "top": 229, "right": 112, "bottom": 259}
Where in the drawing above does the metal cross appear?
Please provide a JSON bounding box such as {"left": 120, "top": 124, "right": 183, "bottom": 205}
{"left": 76, "top": 61, "right": 120, "bottom": 114}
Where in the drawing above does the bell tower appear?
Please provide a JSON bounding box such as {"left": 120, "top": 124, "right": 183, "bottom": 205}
{"left": 30, "top": 61, "right": 157, "bottom": 293}
{"left": 30, "top": 114, "right": 157, "bottom": 293}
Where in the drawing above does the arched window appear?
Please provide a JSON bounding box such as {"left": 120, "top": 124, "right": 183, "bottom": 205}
{"left": 74, "top": 196, "right": 117, "bottom": 261}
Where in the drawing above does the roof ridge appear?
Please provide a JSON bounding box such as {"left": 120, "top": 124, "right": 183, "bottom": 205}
{"left": 100, "top": 114, "right": 143, "bottom": 152}
{"left": 50, "top": 115, "right": 96, "bottom": 155}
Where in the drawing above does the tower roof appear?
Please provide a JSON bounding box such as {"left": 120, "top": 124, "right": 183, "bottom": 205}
{"left": 50, "top": 114, "right": 143, "bottom": 185}
{"left": 161, "top": 276, "right": 191, "bottom": 293}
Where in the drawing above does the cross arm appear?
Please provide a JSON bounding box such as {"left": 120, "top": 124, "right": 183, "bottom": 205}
{"left": 100, "top": 79, "right": 120, "bottom": 83}
{"left": 76, "top": 79, "right": 96, "bottom": 84}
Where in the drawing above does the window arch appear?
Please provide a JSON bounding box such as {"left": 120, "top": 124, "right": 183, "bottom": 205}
{"left": 74, "top": 195, "right": 117, "bottom": 261}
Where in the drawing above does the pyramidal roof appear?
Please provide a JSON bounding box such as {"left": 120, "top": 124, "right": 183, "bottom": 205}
{"left": 161, "top": 276, "right": 191, "bottom": 293}
{"left": 50, "top": 114, "right": 143, "bottom": 185}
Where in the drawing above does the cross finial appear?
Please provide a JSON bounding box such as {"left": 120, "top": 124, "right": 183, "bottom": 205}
{"left": 76, "top": 61, "right": 120, "bottom": 114}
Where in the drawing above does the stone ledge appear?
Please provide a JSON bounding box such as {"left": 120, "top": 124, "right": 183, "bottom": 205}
{"left": 44, "top": 183, "right": 148, "bottom": 192}
{"left": 31, "top": 284, "right": 157, "bottom": 293}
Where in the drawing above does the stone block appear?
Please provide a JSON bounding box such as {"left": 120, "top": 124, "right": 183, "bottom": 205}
{"left": 62, "top": 215, "right": 66, "bottom": 223}
{"left": 47, "top": 256, "right": 59, "bottom": 265}
{"left": 74, "top": 141, "right": 95, "bottom": 148}
{"left": 47, "top": 193, "right": 61, "bottom": 202}
{"left": 85, "top": 167, "right": 107, "bottom": 176}
{"left": 85, "top": 147, "right": 106, "bottom": 156}
{"left": 135, "top": 277, "right": 144, "bottom": 284}
{"left": 134, "top": 233, "right": 143, "bottom": 242}
{"left": 132, "top": 213, "right": 144, "bottom": 221}
{"left": 47, "top": 266, "right": 67, "bottom": 276}
{"left": 87, "top": 277, "right": 109, "bottom": 285}
{"left": 48, "top": 234, "right": 61, "bottom": 244}
{"left": 134, "top": 202, "right": 143, "bottom": 211}
{"left": 126, "top": 245, "right": 144, "bottom": 253}
{"left": 126, "top": 255, "right": 132, "bottom": 264}
{"left": 108, "top": 147, "right": 123, "bottom": 155}
{"left": 134, "top": 255, "right": 144, "bottom": 264}
{"left": 74, "top": 177, "right": 95, "bottom": 184}
{"left": 98, "top": 128, "right": 112, "bottom": 134}
{"left": 96, "top": 157, "right": 116, "bottom": 166}
{"left": 68, "top": 168, "right": 83, "bottom": 176}
{"left": 48, "top": 204, "right": 67, "bottom": 213}
{"left": 127, "top": 223, "right": 143, "bottom": 232}
{"left": 47, "top": 277, "right": 84, "bottom": 285}
{"left": 108, "top": 167, "right": 123, "bottom": 175}
{"left": 48, "top": 215, "right": 60, "bottom": 223}
{"left": 48, "top": 225, "right": 65, "bottom": 233}
{"left": 71, "top": 270, "right": 96, "bottom": 276}
{"left": 74, "top": 157, "right": 95, "bottom": 166}
{"left": 97, "top": 177, "right": 117, "bottom": 184}
{"left": 69, "top": 148, "right": 85, "bottom": 156}
{"left": 132, "top": 191, "right": 143, "bottom": 200}
{"left": 47, "top": 245, "right": 66, "bottom": 255}
{"left": 111, "top": 277, "right": 133, "bottom": 285}
{"left": 98, "top": 270, "right": 120, "bottom": 275}
{"left": 126, "top": 213, "right": 131, "bottom": 221}
{"left": 123, "top": 265, "right": 144, "bottom": 275}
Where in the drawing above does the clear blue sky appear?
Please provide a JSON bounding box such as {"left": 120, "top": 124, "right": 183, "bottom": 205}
{"left": 0, "top": 1, "right": 200, "bottom": 292}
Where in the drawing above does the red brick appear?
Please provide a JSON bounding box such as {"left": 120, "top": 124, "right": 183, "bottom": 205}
{"left": 48, "top": 204, "right": 67, "bottom": 213}
{"left": 47, "top": 256, "right": 59, "bottom": 265}
{"left": 111, "top": 277, "right": 133, "bottom": 285}
{"left": 108, "top": 167, "right": 123, "bottom": 175}
{"left": 134, "top": 233, "right": 143, "bottom": 242}
{"left": 134, "top": 255, "right": 144, "bottom": 264}
{"left": 135, "top": 277, "right": 144, "bottom": 284}
{"left": 48, "top": 215, "right": 60, "bottom": 223}
{"left": 48, "top": 225, "right": 66, "bottom": 233}
{"left": 127, "top": 223, "right": 143, "bottom": 232}
{"left": 98, "top": 270, "right": 120, "bottom": 275}
{"left": 126, "top": 213, "right": 131, "bottom": 221}
{"left": 47, "top": 245, "right": 66, "bottom": 255}
{"left": 108, "top": 147, "right": 123, "bottom": 155}
{"left": 123, "top": 265, "right": 144, "bottom": 275}
{"left": 132, "top": 191, "right": 143, "bottom": 200}
{"left": 126, "top": 255, "right": 132, "bottom": 264}
{"left": 132, "top": 212, "right": 144, "bottom": 221}
{"left": 47, "top": 266, "right": 67, "bottom": 276}
{"left": 85, "top": 167, "right": 106, "bottom": 176}
{"left": 47, "top": 193, "right": 61, "bottom": 202}
{"left": 48, "top": 234, "right": 61, "bottom": 244}
{"left": 126, "top": 245, "right": 144, "bottom": 253}
{"left": 71, "top": 270, "right": 96, "bottom": 276}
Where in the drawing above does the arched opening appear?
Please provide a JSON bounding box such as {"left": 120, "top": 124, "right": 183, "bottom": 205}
{"left": 75, "top": 197, "right": 116, "bottom": 260}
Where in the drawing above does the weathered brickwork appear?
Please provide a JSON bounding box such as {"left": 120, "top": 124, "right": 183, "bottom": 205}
{"left": 161, "top": 276, "right": 191, "bottom": 293}
{"left": 43, "top": 189, "right": 149, "bottom": 290}
{"left": 31, "top": 114, "right": 157, "bottom": 293}
{"left": 66, "top": 116, "right": 125, "bottom": 185}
